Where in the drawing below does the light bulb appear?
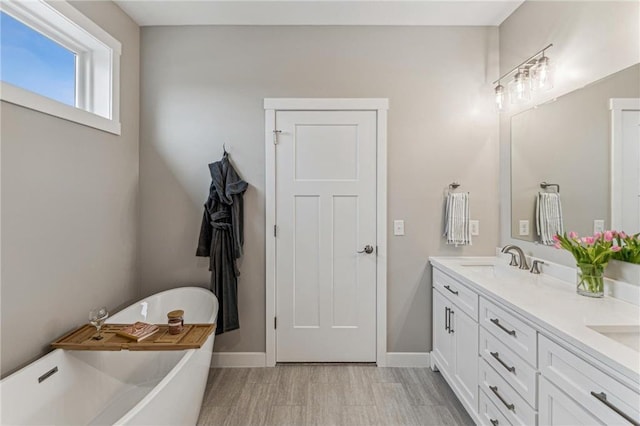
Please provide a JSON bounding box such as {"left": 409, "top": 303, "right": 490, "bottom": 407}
{"left": 509, "top": 69, "right": 531, "bottom": 104}
{"left": 495, "top": 84, "right": 505, "bottom": 110}
{"left": 515, "top": 72, "right": 525, "bottom": 95}
{"left": 534, "top": 55, "right": 553, "bottom": 91}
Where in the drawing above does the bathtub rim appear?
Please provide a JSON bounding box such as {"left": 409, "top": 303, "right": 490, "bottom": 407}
{"left": 108, "top": 285, "right": 218, "bottom": 324}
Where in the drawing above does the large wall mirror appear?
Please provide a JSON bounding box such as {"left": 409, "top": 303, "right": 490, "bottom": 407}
{"left": 511, "top": 63, "right": 640, "bottom": 243}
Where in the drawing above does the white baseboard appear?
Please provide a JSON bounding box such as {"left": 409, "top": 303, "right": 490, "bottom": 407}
{"left": 211, "top": 352, "right": 266, "bottom": 368}
{"left": 385, "top": 352, "right": 431, "bottom": 367}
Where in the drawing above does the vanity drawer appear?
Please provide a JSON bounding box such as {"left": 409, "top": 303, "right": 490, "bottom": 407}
{"left": 479, "top": 387, "right": 513, "bottom": 426}
{"left": 479, "top": 359, "right": 537, "bottom": 426}
{"left": 480, "top": 297, "right": 537, "bottom": 367}
{"left": 433, "top": 268, "right": 478, "bottom": 320}
{"left": 539, "top": 334, "right": 640, "bottom": 425}
{"left": 480, "top": 326, "right": 537, "bottom": 406}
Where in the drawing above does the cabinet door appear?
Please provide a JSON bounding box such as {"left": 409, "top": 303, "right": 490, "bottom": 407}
{"left": 539, "top": 376, "right": 604, "bottom": 426}
{"left": 433, "top": 288, "right": 453, "bottom": 373}
{"left": 452, "top": 306, "right": 479, "bottom": 414}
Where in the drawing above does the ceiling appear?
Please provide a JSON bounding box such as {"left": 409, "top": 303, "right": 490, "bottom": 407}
{"left": 114, "top": 0, "right": 524, "bottom": 27}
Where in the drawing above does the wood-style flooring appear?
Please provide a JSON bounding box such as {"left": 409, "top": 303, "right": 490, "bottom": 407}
{"left": 197, "top": 365, "right": 474, "bottom": 425}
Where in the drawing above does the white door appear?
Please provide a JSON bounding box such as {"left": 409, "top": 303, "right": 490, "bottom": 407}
{"left": 620, "top": 110, "right": 640, "bottom": 234}
{"left": 275, "top": 110, "right": 377, "bottom": 362}
{"left": 451, "top": 307, "right": 478, "bottom": 412}
{"left": 432, "top": 289, "right": 453, "bottom": 372}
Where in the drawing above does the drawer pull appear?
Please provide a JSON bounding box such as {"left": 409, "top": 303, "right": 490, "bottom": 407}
{"left": 590, "top": 391, "right": 640, "bottom": 426}
{"left": 490, "top": 351, "right": 516, "bottom": 373}
{"left": 448, "top": 309, "right": 454, "bottom": 334}
{"left": 490, "top": 318, "right": 516, "bottom": 337}
{"left": 444, "top": 285, "right": 459, "bottom": 295}
{"left": 489, "top": 385, "right": 515, "bottom": 411}
{"left": 445, "top": 307, "right": 450, "bottom": 331}
{"left": 490, "top": 419, "right": 499, "bottom": 426}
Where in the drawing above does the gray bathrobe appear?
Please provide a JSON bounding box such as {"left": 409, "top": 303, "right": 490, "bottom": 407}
{"left": 196, "top": 153, "right": 248, "bottom": 334}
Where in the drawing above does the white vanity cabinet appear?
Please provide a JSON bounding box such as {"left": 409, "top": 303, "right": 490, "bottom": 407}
{"left": 430, "top": 258, "right": 640, "bottom": 426}
{"left": 431, "top": 269, "right": 479, "bottom": 419}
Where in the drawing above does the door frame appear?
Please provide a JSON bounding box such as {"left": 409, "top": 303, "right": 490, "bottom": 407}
{"left": 610, "top": 98, "right": 640, "bottom": 230}
{"left": 264, "top": 98, "right": 389, "bottom": 367}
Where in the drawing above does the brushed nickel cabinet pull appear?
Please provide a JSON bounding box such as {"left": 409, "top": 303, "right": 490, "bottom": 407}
{"left": 490, "top": 318, "right": 516, "bottom": 336}
{"left": 489, "top": 385, "right": 515, "bottom": 411}
{"left": 444, "top": 285, "right": 459, "bottom": 295}
{"left": 445, "top": 307, "right": 450, "bottom": 331}
{"left": 590, "top": 391, "right": 640, "bottom": 426}
{"left": 490, "top": 351, "right": 516, "bottom": 373}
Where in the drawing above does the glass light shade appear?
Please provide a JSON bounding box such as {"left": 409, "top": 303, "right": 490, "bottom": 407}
{"left": 532, "top": 56, "right": 554, "bottom": 91}
{"left": 495, "top": 84, "right": 505, "bottom": 110}
{"left": 509, "top": 70, "right": 531, "bottom": 104}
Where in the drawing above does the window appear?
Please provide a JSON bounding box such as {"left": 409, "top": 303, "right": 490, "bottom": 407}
{"left": 1, "top": 12, "right": 77, "bottom": 106}
{"left": 0, "top": 1, "right": 121, "bottom": 134}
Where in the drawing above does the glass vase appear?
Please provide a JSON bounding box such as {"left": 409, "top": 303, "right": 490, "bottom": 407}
{"left": 576, "top": 263, "right": 605, "bottom": 298}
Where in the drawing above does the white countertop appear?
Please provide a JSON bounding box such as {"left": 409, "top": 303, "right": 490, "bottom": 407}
{"left": 430, "top": 256, "right": 640, "bottom": 387}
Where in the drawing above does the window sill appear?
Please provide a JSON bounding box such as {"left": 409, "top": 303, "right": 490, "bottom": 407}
{"left": 1, "top": 81, "right": 121, "bottom": 135}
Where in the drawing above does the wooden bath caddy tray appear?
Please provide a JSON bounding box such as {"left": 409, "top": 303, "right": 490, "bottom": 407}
{"left": 51, "top": 323, "right": 215, "bottom": 351}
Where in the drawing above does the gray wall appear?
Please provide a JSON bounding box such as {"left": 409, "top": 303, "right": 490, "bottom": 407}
{"left": 139, "top": 26, "right": 500, "bottom": 354}
{"left": 0, "top": 1, "right": 140, "bottom": 377}
{"left": 499, "top": 1, "right": 640, "bottom": 264}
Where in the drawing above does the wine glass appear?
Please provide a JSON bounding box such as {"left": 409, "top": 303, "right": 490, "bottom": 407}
{"left": 89, "top": 307, "right": 109, "bottom": 340}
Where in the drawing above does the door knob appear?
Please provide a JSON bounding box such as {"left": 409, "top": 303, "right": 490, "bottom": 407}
{"left": 357, "top": 245, "right": 374, "bottom": 254}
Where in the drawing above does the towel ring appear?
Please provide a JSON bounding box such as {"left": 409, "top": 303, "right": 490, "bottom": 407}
{"left": 449, "top": 182, "right": 461, "bottom": 190}
{"left": 540, "top": 182, "right": 560, "bottom": 193}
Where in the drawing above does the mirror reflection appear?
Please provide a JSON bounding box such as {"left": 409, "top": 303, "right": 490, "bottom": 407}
{"left": 511, "top": 64, "right": 640, "bottom": 243}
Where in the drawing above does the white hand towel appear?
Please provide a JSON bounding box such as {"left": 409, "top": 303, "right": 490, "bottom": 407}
{"left": 536, "top": 192, "right": 563, "bottom": 245}
{"left": 444, "top": 192, "right": 471, "bottom": 246}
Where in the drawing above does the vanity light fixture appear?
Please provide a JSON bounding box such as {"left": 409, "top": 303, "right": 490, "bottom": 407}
{"left": 493, "top": 43, "right": 554, "bottom": 110}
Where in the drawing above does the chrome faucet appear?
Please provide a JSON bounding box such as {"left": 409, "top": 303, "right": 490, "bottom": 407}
{"left": 501, "top": 245, "right": 530, "bottom": 270}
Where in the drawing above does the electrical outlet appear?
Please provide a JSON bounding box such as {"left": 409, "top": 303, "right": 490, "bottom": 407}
{"left": 470, "top": 220, "right": 480, "bottom": 236}
{"left": 519, "top": 220, "right": 530, "bottom": 236}
{"left": 594, "top": 219, "right": 605, "bottom": 234}
{"left": 393, "top": 220, "right": 405, "bottom": 236}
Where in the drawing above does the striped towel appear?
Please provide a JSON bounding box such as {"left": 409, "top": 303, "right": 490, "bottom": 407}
{"left": 444, "top": 192, "right": 471, "bottom": 246}
{"left": 536, "top": 192, "right": 564, "bottom": 245}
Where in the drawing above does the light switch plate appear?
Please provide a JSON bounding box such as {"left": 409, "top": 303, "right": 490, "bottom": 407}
{"left": 519, "top": 220, "right": 530, "bottom": 236}
{"left": 594, "top": 219, "right": 605, "bottom": 234}
{"left": 393, "top": 220, "right": 405, "bottom": 236}
{"left": 470, "top": 220, "right": 480, "bottom": 236}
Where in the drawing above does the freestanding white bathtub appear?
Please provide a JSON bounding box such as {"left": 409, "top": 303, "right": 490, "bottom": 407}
{"left": 0, "top": 287, "right": 218, "bottom": 425}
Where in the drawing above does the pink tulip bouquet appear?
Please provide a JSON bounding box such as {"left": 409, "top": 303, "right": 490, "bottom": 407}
{"left": 553, "top": 231, "right": 621, "bottom": 297}
{"left": 612, "top": 232, "right": 640, "bottom": 264}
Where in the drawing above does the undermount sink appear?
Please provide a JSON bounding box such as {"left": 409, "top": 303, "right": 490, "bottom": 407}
{"left": 587, "top": 325, "right": 640, "bottom": 352}
{"left": 459, "top": 262, "right": 495, "bottom": 267}
{"left": 457, "top": 261, "right": 497, "bottom": 276}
